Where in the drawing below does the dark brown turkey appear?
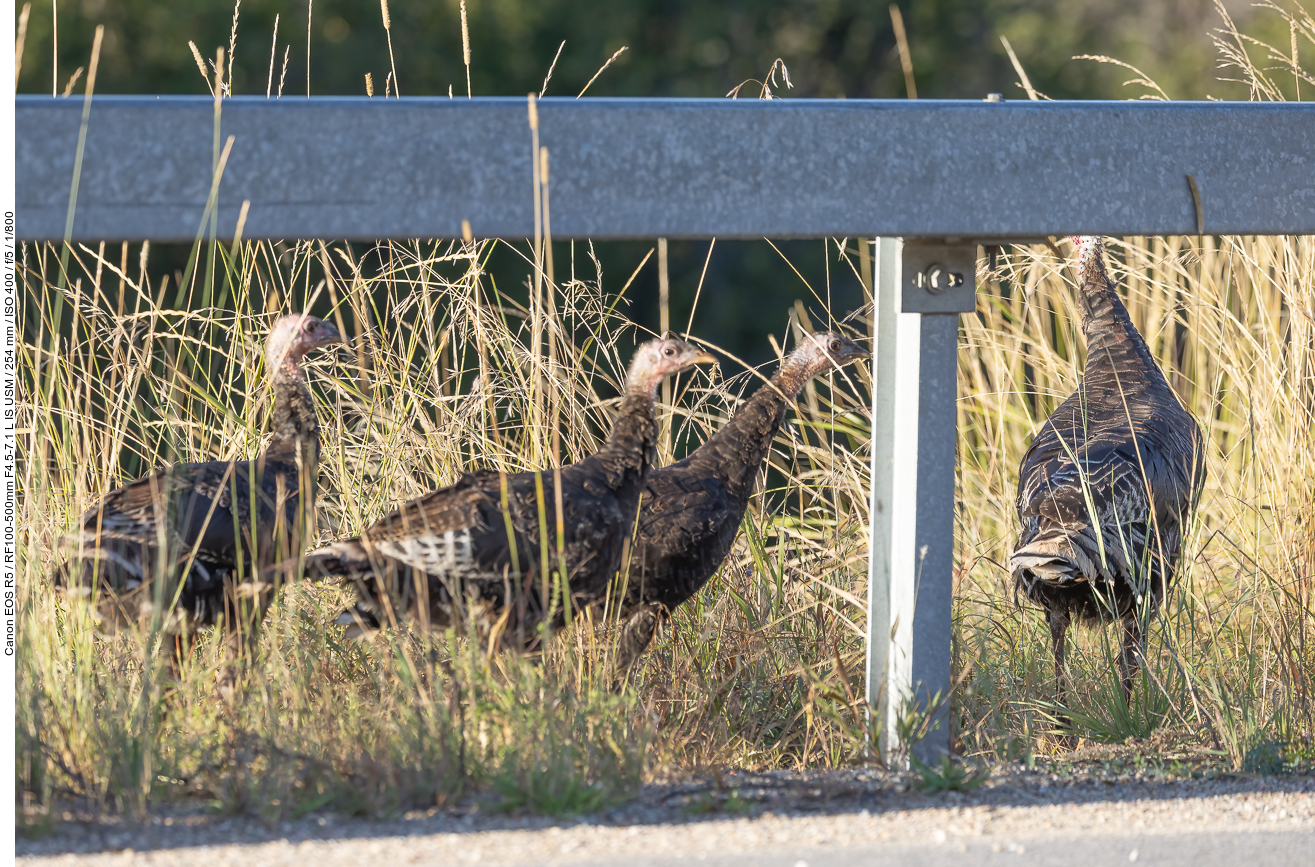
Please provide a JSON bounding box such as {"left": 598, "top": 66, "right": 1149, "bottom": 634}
{"left": 1011, "top": 236, "right": 1205, "bottom": 704}
{"left": 53, "top": 313, "right": 342, "bottom": 645}
{"left": 308, "top": 338, "right": 715, "bottom": 650}
{"left": 613, "top": 330, "right": 869, "bottom": 670}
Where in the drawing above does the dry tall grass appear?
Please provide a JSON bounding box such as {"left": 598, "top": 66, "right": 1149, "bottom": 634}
{"left": 14, "top": 0, "right": 1315, "bottom": 825}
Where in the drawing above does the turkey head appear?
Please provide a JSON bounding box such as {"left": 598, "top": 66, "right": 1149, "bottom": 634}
{"left": 624, "top": 337, "right": 717, "bottom": 396}
{"left": 265, "top": 313, "right": 343, "bottom": 377}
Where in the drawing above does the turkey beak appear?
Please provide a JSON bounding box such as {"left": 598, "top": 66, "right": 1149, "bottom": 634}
{"left": 315, "top": 322, "right": 345, "bottom": 348}
{"left": 690, "top": 350, "right": 716, "bottom": 366}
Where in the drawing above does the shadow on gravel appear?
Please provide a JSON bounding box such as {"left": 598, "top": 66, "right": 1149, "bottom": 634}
{"left": 18, "top": 768, "right": 1315, "bottom": 858}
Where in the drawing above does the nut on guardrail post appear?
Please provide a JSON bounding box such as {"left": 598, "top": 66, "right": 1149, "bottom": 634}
{"left": 899, "top": 241, "right": 978, "bottom": 314}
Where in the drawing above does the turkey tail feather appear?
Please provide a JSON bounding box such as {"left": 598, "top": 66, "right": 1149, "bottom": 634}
{"left": 1010, "top": 524, "right": 1101, "bottom": 600}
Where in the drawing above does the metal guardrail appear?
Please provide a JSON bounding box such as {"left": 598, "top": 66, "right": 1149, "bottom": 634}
{"left": 15, "top": 95, "right": 1315, "bottom": 764}
{"left": 16, "top": 96, "right": 1315, "bottom": 242}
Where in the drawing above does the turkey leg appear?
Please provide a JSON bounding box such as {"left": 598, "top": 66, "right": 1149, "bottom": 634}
{"left": 1119, "top": 616, "right": 1143, "bottom": 707}
{"left": 615, "top": 604, "right": 661, "bottom": 674}
{"left": 1048, "top": 606, "right": 1071, "bottom": 706}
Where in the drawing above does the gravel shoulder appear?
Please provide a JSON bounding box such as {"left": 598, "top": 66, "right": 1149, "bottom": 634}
{"left": 18, "top": 768, "right": 1315, "bottom": 865}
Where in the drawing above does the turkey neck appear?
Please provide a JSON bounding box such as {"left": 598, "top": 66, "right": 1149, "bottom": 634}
{"left": 1077, "top": 245, "right": 1171, "bottom": 399}
{"left": 266, "top": 361, "right": 321, "bottom": 461}
{"left": 589, "top": 387, "right": 659, "bottom": 497}
{"left": 686, "top": 357, "right": 814, "bottom": 506}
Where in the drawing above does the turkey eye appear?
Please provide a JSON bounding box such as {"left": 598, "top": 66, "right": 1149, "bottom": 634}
{"left": 829, "top": 339, "right": 841, "bottom": 352}
{"left": 303, "top": 320, "right": 317, "bottom": 333}
{"left": 663, "top": 346, "right": 676, "bottom": 357}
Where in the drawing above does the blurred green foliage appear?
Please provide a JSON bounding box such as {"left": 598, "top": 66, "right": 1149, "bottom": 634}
{"left": 15, "top": 1, "right": 1298, "bottom": 361}
{"left": 18, "top": 1, "right": 1287, "bottom": 103}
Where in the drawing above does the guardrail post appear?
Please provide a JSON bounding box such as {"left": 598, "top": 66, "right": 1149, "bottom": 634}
{"left": 866, "top": 239, "right": 976, "bottom": 767}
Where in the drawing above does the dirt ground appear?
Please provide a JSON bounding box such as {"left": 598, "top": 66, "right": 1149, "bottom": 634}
{"left": 16, "top": 765, "right": 1315, "bottom": 865}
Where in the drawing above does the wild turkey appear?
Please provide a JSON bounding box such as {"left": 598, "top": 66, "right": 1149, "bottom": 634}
{"left": 53, "top": 313, "right": 342, "bottom": 647}
{"left": 614, "top": 330, "right": 869, "bottom": 670}
{"left": 308, "top": 337, "right": 715, "bottom": 650}
{"left": 1010, "top": 236, "right": 1205, "bottom": 705}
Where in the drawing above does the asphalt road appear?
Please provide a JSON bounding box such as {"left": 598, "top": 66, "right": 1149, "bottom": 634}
{"left": 18, "top": 770, "right": 1315, "bottom": 866}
